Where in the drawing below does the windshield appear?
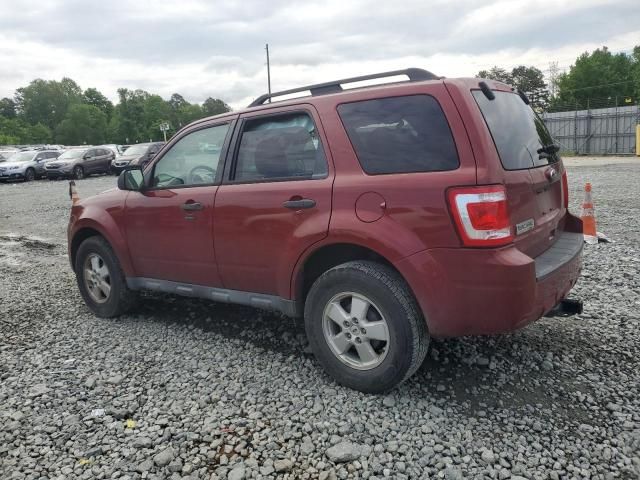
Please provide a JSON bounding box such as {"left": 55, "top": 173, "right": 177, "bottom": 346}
{"left": 124, "top": 144, "right": 148, "bottom": 156}
{"left": 473, "top": 90, "right": 559, "bottom": 170}
{"left": 6, "top": 152, "right": 35, "bottom": 162}
{"left": 58, "top": 149, "right": 85, "bottom": 160}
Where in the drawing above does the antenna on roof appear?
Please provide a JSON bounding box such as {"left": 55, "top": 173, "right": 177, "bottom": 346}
{"left": 265, "top": 44, "right": 272, "bottom": 103}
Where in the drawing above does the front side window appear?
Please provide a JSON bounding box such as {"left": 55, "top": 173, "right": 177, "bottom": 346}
{"left": 338, "top": 95, "right": 459, "bottom": 175}
{"left": 152, "top": 123, "right": 230, "bottom": 188}
{"left": 233, "top": 112, "right": 328, "bottom": 182}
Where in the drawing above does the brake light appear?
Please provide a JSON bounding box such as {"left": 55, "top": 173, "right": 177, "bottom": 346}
{"left": 561, "top": 170, "right": 569, "bottom": 209}
{"left": 447, "top": 185, "right": 513, "bottom": 247}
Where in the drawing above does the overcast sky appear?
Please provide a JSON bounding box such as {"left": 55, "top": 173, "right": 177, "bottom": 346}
{"left": 1, "top": 0, "right": 638, "bottom": 109}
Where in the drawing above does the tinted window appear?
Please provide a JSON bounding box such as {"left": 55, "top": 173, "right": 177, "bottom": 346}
{"left": 337, "top": 95, "right": 459, "bottom": 175}
{"left": 153, "top": 124, "right": 229, "bottom": 188}
{"left": 234, "top": 112, "right": 328, "bottom": 182}
{"left": 473, "top": 90, "right": 559, "bottom": 170}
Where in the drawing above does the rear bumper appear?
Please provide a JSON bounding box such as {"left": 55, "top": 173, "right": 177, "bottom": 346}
{"left": 394, "top": 229, "right": 583, "bottom": 337}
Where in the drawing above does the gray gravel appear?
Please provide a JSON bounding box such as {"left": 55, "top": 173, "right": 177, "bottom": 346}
{"left": 1, "top": 163, "right": 639, "bottom": 480}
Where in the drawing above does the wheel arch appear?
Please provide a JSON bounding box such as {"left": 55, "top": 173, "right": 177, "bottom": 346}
{"left": 69, "top": 217, "right": 133, "bottom": 276}
{"left": 292, "top": 242, "right": 418, "bottom": 312}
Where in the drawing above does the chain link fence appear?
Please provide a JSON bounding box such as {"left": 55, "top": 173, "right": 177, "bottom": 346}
{"left": 541, "top": 97, "right": 639, "bottom": 155}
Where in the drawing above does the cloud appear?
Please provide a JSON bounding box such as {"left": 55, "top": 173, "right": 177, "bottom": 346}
{"left": 0, "top": 0, "right": 638, "bottom": 109}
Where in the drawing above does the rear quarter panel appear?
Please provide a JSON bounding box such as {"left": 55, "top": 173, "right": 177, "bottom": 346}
{"left": 312, "top": 82, "right": 478, "bottom": 259}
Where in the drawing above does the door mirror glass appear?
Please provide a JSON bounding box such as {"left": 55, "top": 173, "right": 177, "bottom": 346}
{"left": 118, "top": 168, "right": 144, "bottom": 191}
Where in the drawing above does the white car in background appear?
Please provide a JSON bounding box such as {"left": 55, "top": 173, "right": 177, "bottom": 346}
{"left": 0, "top": 150, "right": 61, "bottom": 182}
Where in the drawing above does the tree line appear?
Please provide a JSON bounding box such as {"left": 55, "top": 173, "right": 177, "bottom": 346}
{"left": 0, "top": 78, "right": 231, "bottom": 145}
{"left": 1, "top": 44, "right": 639, "bottom": 145}
{"left": 477, "top": 45, "right": 640, "bottom": 112}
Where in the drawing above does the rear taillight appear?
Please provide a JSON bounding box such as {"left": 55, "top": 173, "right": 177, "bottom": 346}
{"left": 447, "top": 185, "right": 513, "bottom": 247}
{"left": 561, "top": 170, "right": 569, "bottom": 209}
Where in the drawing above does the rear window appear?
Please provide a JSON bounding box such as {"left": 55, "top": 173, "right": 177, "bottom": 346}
{"left": 337, "top": 95, "right": 459, "bottom": 175}
{"left": 473, "top": 90, "right": 559, "bottom": 170}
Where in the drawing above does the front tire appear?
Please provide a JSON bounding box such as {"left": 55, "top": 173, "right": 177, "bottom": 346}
{"left": 304, "top": 261, "right": 429, "bottom": 393}
{"left": 24, "top": 168, "right": 35, "bottom": 182}
{"left": 75, "top": 236, "right": 137, "bottom": 317}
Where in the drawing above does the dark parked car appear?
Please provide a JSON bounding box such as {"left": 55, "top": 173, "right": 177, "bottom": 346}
{"left": 0, "top": 150, "right": 60, "bottom": 181}
{"left": 67, "top": 68, "right": 583, "bottom": 392}
{"left": 45, "top": 147, "right": 114, "bottom": 180}
{"left": 110, "top": 142, "right": 164, "bottom": 174}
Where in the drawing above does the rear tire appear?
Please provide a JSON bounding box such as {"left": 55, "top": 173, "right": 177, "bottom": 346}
{"left": 73, "top": 166, "right": 84, "bottom": 180}
{"left": 75, "top": 236, "right": 137, "bottom": 317}
{"left": 24, "top": 168, "right": 35, "bottom": 182}
{"left": 304, "top": 260, "right": 429, "bottom": 393}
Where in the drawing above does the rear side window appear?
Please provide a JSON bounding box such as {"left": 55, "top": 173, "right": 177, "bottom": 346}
{"left": 473, "top": 90, "right": 559, "bottom": 170}
{"left": 234, "top": 112, "right": 328, "bottom": 182}
{"left": 337, "top": 95, "right": 459, "bottom": 175}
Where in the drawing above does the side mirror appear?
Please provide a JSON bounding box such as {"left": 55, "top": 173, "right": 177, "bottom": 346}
{"left": 117, "top": 167, "right": 145, "bottom": 191}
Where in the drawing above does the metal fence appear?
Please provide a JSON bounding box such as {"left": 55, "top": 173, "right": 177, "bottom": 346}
{"left": 541, "top": 105, "right": 639, "bottom": 155}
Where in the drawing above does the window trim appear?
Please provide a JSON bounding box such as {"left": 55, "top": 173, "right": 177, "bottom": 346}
{"left": 224, "top": 108, "right": 329, "bottom": 185}
{"left": 143, "top": 120, "right": 235, "bottom": 191}
{"left": 337, "top": 93, "right": 461, "bottom": 176}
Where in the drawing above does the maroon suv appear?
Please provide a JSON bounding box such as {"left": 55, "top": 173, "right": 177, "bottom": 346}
{"left": 68, "top": 68, "right": 583, "bottom": 392}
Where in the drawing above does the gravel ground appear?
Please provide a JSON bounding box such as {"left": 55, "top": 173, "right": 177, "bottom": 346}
{"left": 1, "top": 162, "right": 639, "bottom": 480}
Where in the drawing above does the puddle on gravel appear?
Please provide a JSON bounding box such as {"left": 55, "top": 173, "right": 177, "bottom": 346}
{"left": 0, "top": 233, "right": 61, "bottom": 267}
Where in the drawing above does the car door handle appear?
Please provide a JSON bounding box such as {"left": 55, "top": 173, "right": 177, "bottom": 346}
{"left": 181, "top": 202, "right": 203, "bottom": 211}
{"left": 283, "top": 198, "right": 316, "bottom": 209}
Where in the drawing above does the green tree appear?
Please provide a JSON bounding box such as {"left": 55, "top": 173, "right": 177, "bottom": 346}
{"left": 14, "top": 78, "right": 83, "bottom": 131}
{"left": 83, "top": 88, "right": 114, "bottom": 121}
{"left": 553, "top": 46, "right": 637, "bottom": 108}
{"left": 202, "top": 97, "right": 231, "bottom": 116}
{"left": 55, "top": 104, "right": 107, "bottom": 145}
{"left": 477, "top": 65, "right": 551, "bottom": 111}
{"left": 477, "top": 67, "right": 513, "bottom": 84}
{"left": 111, "top": 88, "right": 149, "bottom": 143}
{"left": 168, "top": 93, "right": 188, "bottom": 129}
{"left": 0, "top": 117, "right": 51, "bottom": 144}
{"left": 510, "top": 66, "right": 550, "bottom": 111}
{"left": 143, "top": 94, "right": 172, "bottom": 140}
{"left": 25, "top": 123, "right": 53, "bottom": 144}
{"left": 0, "top": 97, "right": 17, "bottom": 118}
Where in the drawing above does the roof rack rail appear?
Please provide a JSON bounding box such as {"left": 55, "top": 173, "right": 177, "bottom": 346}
{"left": 248, "top": 67, "right": 439, "bottom": 107}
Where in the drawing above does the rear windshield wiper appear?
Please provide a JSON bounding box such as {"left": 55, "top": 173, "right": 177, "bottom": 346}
{"left": 537, "top": 143, "right": 560, "bottom": 154}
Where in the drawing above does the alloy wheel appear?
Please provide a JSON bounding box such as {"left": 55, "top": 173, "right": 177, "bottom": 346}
{"left": 322, "top": 292, "right": 390, "bottom": 370}
{"left": 83, "top": 253, "right": 111, "bottom": 304}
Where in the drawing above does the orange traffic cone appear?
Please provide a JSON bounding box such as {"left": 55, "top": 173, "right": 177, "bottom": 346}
{"left": 581, "top": 183, "right": 597, "bottom": 244}
{"left": 69, "top": 180, "right": 80, "bottom": 206}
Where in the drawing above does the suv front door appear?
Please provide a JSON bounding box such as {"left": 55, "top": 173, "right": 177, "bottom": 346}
{"left": 214, "top": 106, "right": 333, "bottom": 298}
{"left": 124, "top": 121, "right": 234, "bottom": 286}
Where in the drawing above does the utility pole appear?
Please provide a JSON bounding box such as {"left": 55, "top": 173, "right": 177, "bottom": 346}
{"left": 265, "top": 43, "right": 271, "bottom": 102}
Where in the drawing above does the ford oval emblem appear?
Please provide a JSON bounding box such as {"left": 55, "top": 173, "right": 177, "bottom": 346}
{"left": 545, "top": 167, "right": 557, "bottom": 181}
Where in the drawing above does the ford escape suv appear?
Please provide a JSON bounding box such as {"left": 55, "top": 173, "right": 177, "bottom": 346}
{"left": 67, "top": 68, "right": 583, "bottom": 393}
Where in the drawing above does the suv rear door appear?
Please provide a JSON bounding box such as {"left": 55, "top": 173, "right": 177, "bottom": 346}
{"left": 471, "top": 88, "right": 566, "bottom": 258}
{"left": 213, "top": 105, "right": 333, "bottom": 297}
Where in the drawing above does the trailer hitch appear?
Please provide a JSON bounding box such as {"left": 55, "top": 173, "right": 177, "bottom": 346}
{"left": 544, "top": 298, "right": 583, "bottom": 318}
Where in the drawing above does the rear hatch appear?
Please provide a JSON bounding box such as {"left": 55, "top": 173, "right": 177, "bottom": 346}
{"left": 472, "top": 89, "right": 566, "bottom": 258}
